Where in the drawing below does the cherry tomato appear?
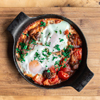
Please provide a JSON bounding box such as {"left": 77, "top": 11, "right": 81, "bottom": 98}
{"left": 58, "top": 71, "right": 69, "bottom": 80}
{"left": 48, "top": 75, "right": 60, "bottom": 84}
{"left": 60, "top": 64, "right": 71, "bottom": 72}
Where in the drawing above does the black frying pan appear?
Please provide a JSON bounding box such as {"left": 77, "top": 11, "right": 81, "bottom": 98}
{"left": 7, "top": 12, "right": 94, "bottom": 92}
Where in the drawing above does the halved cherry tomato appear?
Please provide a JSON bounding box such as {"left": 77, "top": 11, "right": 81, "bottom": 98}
{"left": 58, "top": 71, "right": 69, "bottom": 80}
{"left": 32, "top": 74, "right": 44, "bottom": 85}
{"left": 48, "top": 75, "right": 60, "bottom": 85}
{"left": 60, "top": 64, "right": 71, "bottom": 72}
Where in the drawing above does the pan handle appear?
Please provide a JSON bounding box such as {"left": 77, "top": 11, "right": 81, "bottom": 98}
{"left": 71, "top": 65, "right": 94, "bottom": 92}
{"left": 7, "top": 12, "right": 29, "bottom": 38}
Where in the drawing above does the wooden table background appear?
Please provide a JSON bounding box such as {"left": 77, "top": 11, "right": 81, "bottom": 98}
{"left": 0, "top": 0, "right": 100, "bottom": 7}
{"left": 0, "top": 7, "right": 100, "bottom": 100}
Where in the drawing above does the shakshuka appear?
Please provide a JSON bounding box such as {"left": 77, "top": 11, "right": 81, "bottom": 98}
{"left": 16, "top": 18, "right": 82, "bottom": 86}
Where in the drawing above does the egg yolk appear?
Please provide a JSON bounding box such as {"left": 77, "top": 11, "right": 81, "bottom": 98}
{"left": 29, "top": 60, "right": 42, "bottom": 74}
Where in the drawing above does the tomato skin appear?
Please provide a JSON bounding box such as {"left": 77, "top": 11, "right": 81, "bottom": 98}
{"left": 55, "top": 20, "right": 61, "bottom": 24}
{"left": 43, "top": 79, "right": 50, "bottom": 86}
{"left": 64, "top": 30, "right": 69, "bottom": 35}
{"left": 33, "top": 74, "right": 44, "bottom": 85}
{"left": 48, "top": 75, "right": 60, "bottom": 85}
{"left": 50, "top": 66, "right": 56, "bottom": 73}
{"left": 74, "top": 48, "right": 82, "bottom": 60}
{"left": 58, "top": 71, "right": 69, "bottom": 80}
{"left": 60, "top": 64, "right": 71, "bottom": 72}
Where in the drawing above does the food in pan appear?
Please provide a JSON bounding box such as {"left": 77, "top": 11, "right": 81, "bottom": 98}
{"left": 16, "top": 18, "right": 82, "bottom": 86}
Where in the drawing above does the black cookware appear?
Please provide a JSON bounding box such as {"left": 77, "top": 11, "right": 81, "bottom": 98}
{"left": 7, "top": 12, "right": 94, "bottom": 92}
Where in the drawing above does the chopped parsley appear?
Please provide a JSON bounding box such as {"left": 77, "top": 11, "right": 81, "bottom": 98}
{"left": 69, "top": 32, "right": 71, "bottom": 35}
{"left": 41, "top": 58, "right": 45, "bottom": 60}
{"left": 34, "top": 57, "right": 37, "bottom": 60}
{"left": 23, "top": 45, "right": 28, "bottom": 49}
{"left": 40, "top": 21, "right": 46, "bottom": 27}
{"left": 26, "top": 34, "right": 29, "bottom": 37}
{"left": 62, "top": 45, "right": 74, "bottom": 57}
{"left": 54, "top": 60, "right": 60, "bottom": 66}
{"left": 45, "top": 65, "right": 48, "bottom": 67}
{"left": 58, "top": 55, "right": 61, "bottom": 57}
{"left": 79, "top": 60, "right": 81, "bottom": 63}
{"left": 68, "top": 45, "right": 74, "bottom": 48}
{"left": 48, "top": 52, "right": 52, "bottom": 55}
{"left": 22, "top": 33, "right": 24, "bottom": 35}
{"left": 16, "top": 48, "right": 20, "bottom": 53}
{"left": 64, "top": 58, "right": 67, "bottom": 61}
{"left": 52, "top": 56, "right": 58, "bottom": 61}
{"left": 30, "top": 39, "right": 37, "bottom": 45}
{"left": 63, "top": 64, "right": 66, "bottom": 68}
{"left": 26, "top": 53, "right": 28, "bottom": 56}
{"left": 59, "top": 38, "right": 64, "bottom": 42}
{"left": 68, "top": 32, "right": 71, "bottom": 38}
{"left": 54, "top": 44, "right": 60, "bottom": 51}
{"left": 19, "top": 42, "right": 28, "bottom": 50}
{"left": 45, "top": 42, "right": 51, "bottom": 46}
{"left": 48, "top": 32, "right": 50, "bottom": 36}
{"left": 59, "top": 30, "right": 62, "bottom": 34}
{"left": 47, "top": 69, "right": 50, "bottom": 73}
{"left": 41, "top": 32, "right": 43, "bottom": 34}
{"left": 55, "top": 30, "right": 57, "bottom": 33}
{"left": 40, "top": 61, "right": 43, "bottom": 63}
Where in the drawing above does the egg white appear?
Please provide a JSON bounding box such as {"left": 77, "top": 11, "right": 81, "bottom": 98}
{"left": 19, "top": 20, "right": 70, "bottom": 76}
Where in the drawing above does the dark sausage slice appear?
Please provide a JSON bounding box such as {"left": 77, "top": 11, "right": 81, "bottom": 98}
{"left": 43, "top": 70, "right": 51, "bottom": 79}
{"left": 43, "top": 70, "right": 56, "bottom": 79}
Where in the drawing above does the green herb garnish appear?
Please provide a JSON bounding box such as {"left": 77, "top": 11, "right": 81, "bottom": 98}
{"left": 48, "top": 52, "right": 52, "bottom": 55}
{"left": 16, "top": 48, "right": 20, "bottom": 52}
{"left": 40, "top": 61, "right": 43, "bottom": 63}
{"left": 47, "top": 69, "right": 50, "bottom": 73}
{"left": 54, "top": 44, "right": 60, "bottom": 51}
{"left": 40, "top": 21, "right": 46, "bottom": 27}
{"left": 69, "top": 32, "right": 71, "bottom": 35}
{"left": 26, "top": 34, "right": 29, "bottom": 37}
{"left": 45, "top": 65, "right": 48, "bottom": 67}
{"left": 48, "top": 32, "right": 50, "bottom": 36}
{"left": 59, "top": 30, "right": 62, "bottom": 34}
{"left": 59, "top": 38, "right": 64, "bottom": 42}
{"left": 26, "top": 53, "right": 28, "bottom": 56}
{"left": 45, "top": 42, "right": 50, "bottom": 46}
{"left": 58, "top": 55, "right": 61, "bottom": 57}
{"left": 63, "top": 64, "right": 66, "bottom": 68}
{"left": 52, "top": 56, "right": 58, "bottom": 61}
{"left": 30, "top": 39, "right": 37, "bottom": 45}
{"left": 64, "top": 58, "right": 67, "bottom": 61}
{"left": 55, "top": 30, "right": 57, "bottom": 33}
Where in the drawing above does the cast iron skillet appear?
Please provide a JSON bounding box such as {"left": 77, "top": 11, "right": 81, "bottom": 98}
{"left": 7, "top": 12, "right": 94, "bottom": 92}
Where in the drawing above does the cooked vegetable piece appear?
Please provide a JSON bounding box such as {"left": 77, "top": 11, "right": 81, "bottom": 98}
{"left": 33, "top": 74, "right": 44, "bottom": 85}
{"left": 58, "top": 71, "right": 69, "bottom": 80}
